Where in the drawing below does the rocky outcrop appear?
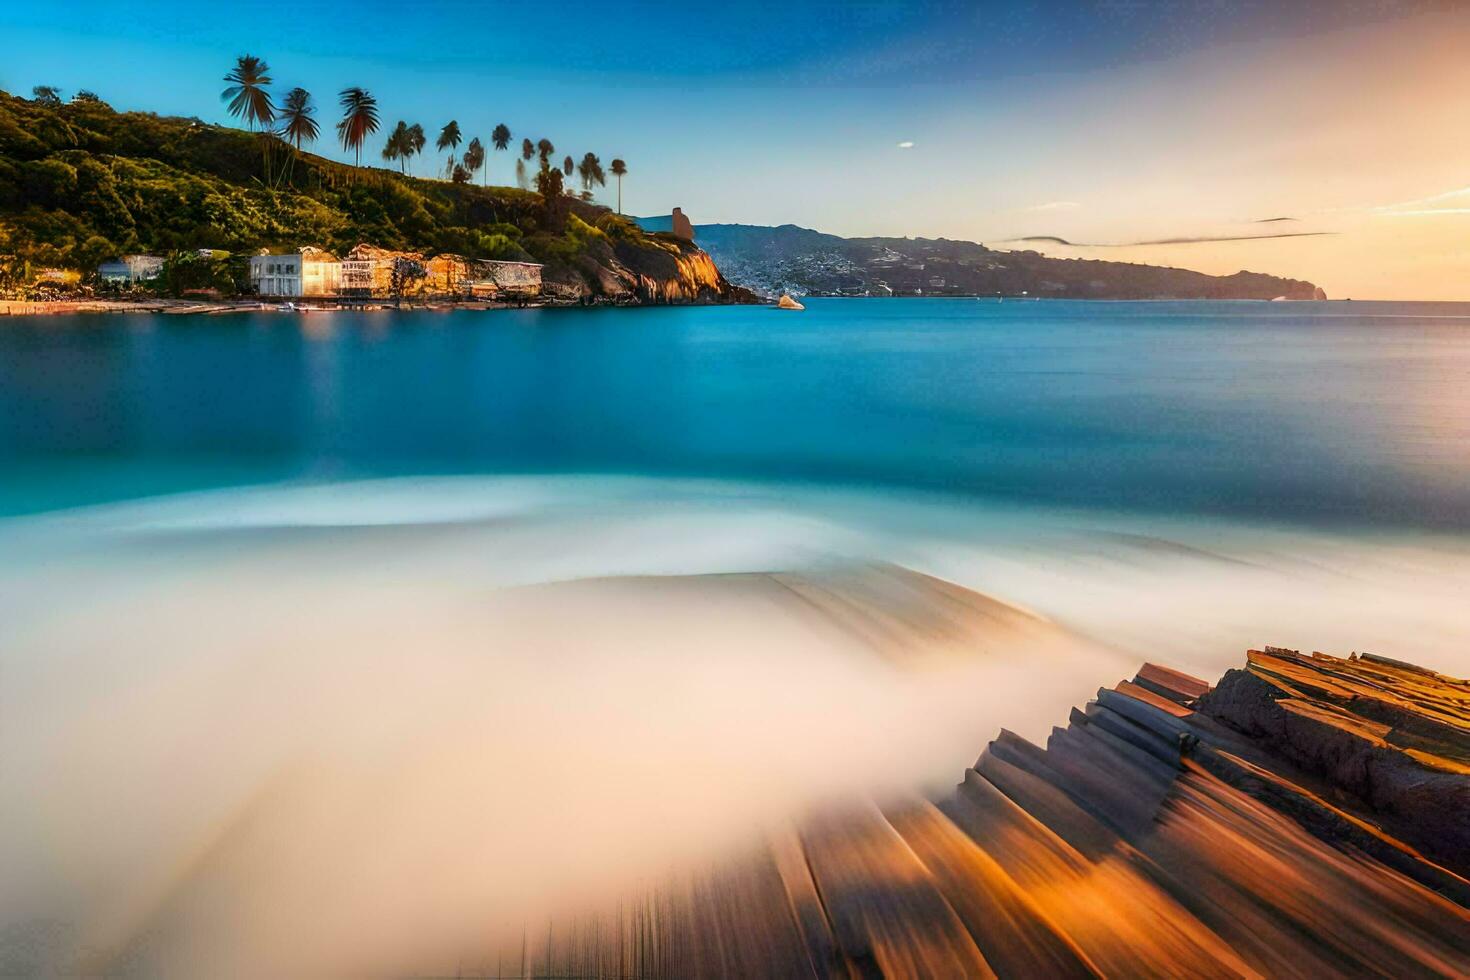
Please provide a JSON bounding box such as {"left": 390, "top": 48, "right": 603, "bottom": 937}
{"left": 1197, "top": 647, "right": 1470, "bottom": 877}
{"left": 540, "top": 234, "right": 759, "bottom": 305}
{"left": 517, "top": 643, "right": 1469, "bottom": 977}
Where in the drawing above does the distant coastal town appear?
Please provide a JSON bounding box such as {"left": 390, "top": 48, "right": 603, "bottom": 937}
{"left": 0, "top": 246, "right": 547, "bottom": 316}
{"left": 109, "top": 245, "right": 540, "bottom": 300}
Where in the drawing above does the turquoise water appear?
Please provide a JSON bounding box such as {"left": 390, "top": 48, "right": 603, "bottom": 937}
{"left": 3, "top": 298, "right": 1470, "bottom": 525}
{"left": 6, "top": 299, "right": 1470, "bottom": 976}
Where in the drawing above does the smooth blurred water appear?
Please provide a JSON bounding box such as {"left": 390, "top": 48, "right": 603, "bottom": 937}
{"left": 7, "top": 299, "right": 1470, "bottom": 977}
{"left": 3, "top": 298, "right": 1470, "bottom": 526}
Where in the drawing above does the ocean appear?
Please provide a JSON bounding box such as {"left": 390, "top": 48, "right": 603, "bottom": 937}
{"left": 3, "top": 298, "right": 1469, "bottom": 524}
{"left": 2, "top": 298, "right": 1468, "bottom": 974}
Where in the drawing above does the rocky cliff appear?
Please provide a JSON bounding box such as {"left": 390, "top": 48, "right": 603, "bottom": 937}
{"left": 539, "top": 229, "right": 757, "bottom": 305}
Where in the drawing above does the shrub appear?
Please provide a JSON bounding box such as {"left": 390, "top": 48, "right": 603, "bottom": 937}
{"left": 22, "top": 158, "right": 78, "bottom": 206}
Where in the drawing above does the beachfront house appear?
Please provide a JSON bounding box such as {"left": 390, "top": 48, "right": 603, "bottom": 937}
{"left": 248, "top": 247, "right": 341, "bottom": 297}
{"left": 246, "top": 243, "right": 542, "bottom": 300}
{"left": 98, "top": 254, "right": 165, "bottom": 284}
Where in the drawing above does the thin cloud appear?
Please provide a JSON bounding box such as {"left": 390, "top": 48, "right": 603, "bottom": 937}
{"left": 1368, "top": 185, "right": 1470, "bottom": 216}
{"left": 1378, "top": 208, "right": 1470, "bottom": 217}
{"left": 1014, "top": 236, "right": 1078, "bottom": 246}
{"left": 1253, "top": 217, "right": 1297, "bottom": 223}
{"left": 1010, "top": 231, "right": 1335, "bottom": 247}
{"left": 1394, "top": 185, "right": 1470, "bottom": 207}
{"left": 896, "top": 140, "right": 915, "bottom": 148}
{"left": 1026, "top": 201, "right": 1082, "bottom": 212}
{"left": 1137, "top": 232, "right": 1334, "bottom": 244}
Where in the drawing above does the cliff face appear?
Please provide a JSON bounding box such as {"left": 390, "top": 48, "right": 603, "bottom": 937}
{"left": 539, "top": 233, "right": 758, "bottom": 305}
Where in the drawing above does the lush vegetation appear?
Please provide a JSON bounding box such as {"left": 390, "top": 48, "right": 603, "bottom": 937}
{"left": 0, "top": 70, "right": 647, "bottom": 297}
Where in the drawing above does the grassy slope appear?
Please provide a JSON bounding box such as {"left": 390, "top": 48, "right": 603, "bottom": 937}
{"left": 0, "top": 89, "right": 731, "bottom": 300}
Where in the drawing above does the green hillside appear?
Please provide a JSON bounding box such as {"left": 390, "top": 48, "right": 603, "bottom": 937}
{"left": 0, "top": 88, "right": 742, "bottom": 302}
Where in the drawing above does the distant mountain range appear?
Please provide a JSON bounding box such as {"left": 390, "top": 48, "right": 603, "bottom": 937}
{"left": 634, "top": 217, "right": 1327, "bottom": 301}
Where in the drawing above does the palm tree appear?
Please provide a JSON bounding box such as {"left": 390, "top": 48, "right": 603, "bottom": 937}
{"left": 407, "top": 123, "right": 426, "bottom": 175}
{"left": 221, "top": 55, "right": 274, "bottom": 129}
{"left": 562, "top": 155, "right": 574, "bottom": 178}
{"left": 491, "top": 123, "right": 511, "bottom": 184}
{"left": 382, "top": 121, "right": 412, "bottom": 173}
{"left": 437, "top": 120, "right": 462, "bottom": 179}
{"left": 277, "top": 87, "right": 318, "bottom": 185}
{"left": 536, "top": 138, "right": 555, "bottom": 171}
{"left": 463, "top": 137, "right": 486, "bottom": 185}
{"left": 221, "top": 55, "right": 276, "bottom": 180}
{"left": 609, "top": 158, "right": 627, "bottom": 214}
{"left": 518, "top": 138, "right": 535, "bottom": 189}
{"left": 336, "top": 87, "right": 380, "bottom": 174}
{"left": 536, "top": 165, "right": 564, "bottom": 200}
{"left": 577, "top": 152, "right": 606, "bottom": 198}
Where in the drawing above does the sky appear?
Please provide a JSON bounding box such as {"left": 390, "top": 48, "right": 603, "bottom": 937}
{"left": 3, "top": 0, "right": 1469, "bottom": 298}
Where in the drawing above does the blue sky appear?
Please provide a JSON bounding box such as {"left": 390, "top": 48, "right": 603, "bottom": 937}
{"left": 6, "top": 2, "right": 1428, "bottom": 94}
{"left": 4, "top": 1, "right": 1468, "bottom": 297}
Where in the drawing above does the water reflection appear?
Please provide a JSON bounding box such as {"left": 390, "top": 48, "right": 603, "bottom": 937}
{"left": 4, "top": 300, "right": 1470, "bottom": 524}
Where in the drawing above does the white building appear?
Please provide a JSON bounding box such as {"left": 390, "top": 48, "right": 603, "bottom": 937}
{"left": 249, "top": 247, "right": 341, "bottom": 297}
{"left": 97, "top": 254, "right": 165, "bottom": 284}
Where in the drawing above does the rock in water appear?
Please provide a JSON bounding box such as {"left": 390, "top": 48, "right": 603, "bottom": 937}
{"left": 776, "top": 293, "right": 805, "bottom": 310}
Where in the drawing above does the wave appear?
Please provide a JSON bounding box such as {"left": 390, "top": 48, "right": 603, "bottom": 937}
{"left": 2, "top": 475, "right": 1467, "bottom": 975}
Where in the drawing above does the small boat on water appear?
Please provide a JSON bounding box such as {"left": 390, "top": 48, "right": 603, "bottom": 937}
{"left": 776, "top": 293, "right": 805, "bottom": 311}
